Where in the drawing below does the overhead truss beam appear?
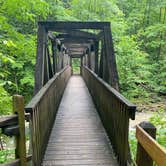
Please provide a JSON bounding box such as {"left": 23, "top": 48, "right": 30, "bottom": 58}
{"left": 39, "top": 21, "right": 110, "bottom": 30}
{"left": 56, "top": 30, "right": 97, "bottom": 39}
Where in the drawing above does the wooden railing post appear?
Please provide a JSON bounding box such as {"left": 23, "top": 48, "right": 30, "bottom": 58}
{"left": 13, "top": 95, "right": 27, "bottom": 166}
{"left": 70, "top": 57, "right": 73, "bottom": 75}
{"left": 136, "top": 121, "right": 156, "bottom": 166}
{"left": 94, "top": 41, "right": 99, "bottom": 74}
{"left": 80, "top": 56, "right": 83, "bottom": 75}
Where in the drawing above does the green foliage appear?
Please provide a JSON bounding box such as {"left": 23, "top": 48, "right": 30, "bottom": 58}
{"left": 0, "top": 0, "right": 165, "bottom": 107}
{"left": 70, "top": 0, "right": 123, "bottom": 21}
{"left": 0, "top": 86, "right": 12, "bottom": 115}
{"left": 47, "top": 0, "right": 76, "bottom": 21}
{"left": 150, "top": 109, "right": 166, "bottom": 148}
{"left": 0, "top": 149, "right": 15, "bottom": 163}
{"left": 0, "top": 0, "right": 165, "bottom": 109}
{"left": 129, "top": 110, "right": 166, "bottom": 162}
{"left": 72, "top": 58, "right": 80, "bottom": 74}
{"left": 116, "top": 35, "right": 151, "bottom": 99}
{"left": 0, "top": 0, "right": 165, "bottom": 164}
{"left": 137, "top": 24, "right": 166, "bottom": 95}
{"left": 129, "top": 130, "right": 137, "bottom": 160}
{"left": 0, "top": 0, "right": 50, "bottom": 113}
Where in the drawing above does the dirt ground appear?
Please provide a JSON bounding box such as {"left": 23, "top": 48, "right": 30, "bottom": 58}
{"left": 130, "top": 97, "right": 166, "bottom": 128}
{"left": 130, "top": 111, "right": 153, "bottom": 128}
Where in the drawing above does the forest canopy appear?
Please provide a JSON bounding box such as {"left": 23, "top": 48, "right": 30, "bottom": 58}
{"left": 0, "top": 0, "right": 166, "bottom": 115}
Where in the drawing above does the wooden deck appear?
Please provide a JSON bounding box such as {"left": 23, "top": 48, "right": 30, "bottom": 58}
{"left": 42, "top": 75, "right": 118, "bottom": 166}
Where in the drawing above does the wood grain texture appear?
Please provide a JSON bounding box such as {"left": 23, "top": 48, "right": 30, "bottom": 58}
{"left": 26, "top": 67, "right": 71, "bottom": 166}
{"left": 42, "top": 76, "right": 118, "bottom": 166}
{"left": 82, "top": 66, "right": 136, "bottom": 165}
{"left": 13, "top": 95, "right": 27, "bottom": 166}
{"left": 103, "top": 26, "right": 119, "bottom": 90}
{"left": 34, "top": 24, "right": 47, "bottom": 94}
{"left": 0, "top": 115, "right": 18, "bottom": 128}
{"left": 136, "top": 125, "right": 166, "bottom": 166}
{"left": 136, "top": 121, "right": 156, "bottom": 166}
{"left": 38, "top": 21, "right": 110, "bottom": 30}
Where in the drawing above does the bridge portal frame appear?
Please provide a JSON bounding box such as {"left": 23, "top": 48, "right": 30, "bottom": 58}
{"left": 35, "top": 21, "right": 119, "bottom": 94}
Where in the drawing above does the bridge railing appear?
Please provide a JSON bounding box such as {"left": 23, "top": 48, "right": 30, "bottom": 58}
{"left": 25, "top": 66, "right": 71, "bottom": 166}
{"left": 0, "top": 95, "right": 32, "bottom": 166}
{"left": 135, "top": 121, "right": 166, "bottom": 166}
{"left": 82, "top": 66, "right": 136, "bottom": 166}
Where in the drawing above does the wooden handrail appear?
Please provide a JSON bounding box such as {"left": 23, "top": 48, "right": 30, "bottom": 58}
{"left": 26, "top": 66, "right": 69, "bottom": 111}
{"left": 136, "top": 123, "right": 166, "bottom": 166}
{"left": 82, "top": 66, "right": 136, "bottom": 119}
{"left": 1, "top": 155, "right": 32, "bottom": 166}
{"left": 81, "top": 66, "right": 136, "bottom": 165}
{"left": 0, "top": 67, "right": 71, "bottom": 166}
{"left": 25, "top": 66, "right": 72, "bottom": 166}
{"left": 0, "top": 115, "right": 18, "bottom": 128}
{"left": 0, "top": 96, "right": 28, "bottom": 166}
{"left": 0, "top": 114, "right": 30, "bottom": 128}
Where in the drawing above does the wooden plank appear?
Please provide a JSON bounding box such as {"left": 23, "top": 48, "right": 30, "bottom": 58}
{"left": 34, "top": 24, "right": 47, "bottom": 94}
{"left": 70, "top": 54, "right": 83, "bottom": 58}
{"left": 42, "top": 159, "right": 115, "bottom": 165}
{"left": 47, "top": 47, "right": 54, "bottom": 79}
{"left": 0, "top": 115, "right": 17, "bottom": 127}
{"left": 56, "top": 30, "right": 96, "bottom": 39}
{"left": 44, "top": 149, "right": 111, "bottom": 155}
{"left": 82, "top": 66, "right": 136, "bottom": 118}
{"left": 58, "top": 51, "right": 63, "bottom": 70}
{"left": 13, "top": 95, "right": 27, "bottom": 166}
{"left": 25, "top": 66, "right": 71, "bottom": 112}
{"left": 99, "top": 42, "right": 104, "bottom": 78}
{"left": 68, "top": 48, "right": 86, "bottom": 52}
{"left": 42, "top": 76, "right": 118, "bottom": 165}
{"left": 43, "top": 47, "right": 49, "bottom": 85}
{"left": 136, "top": 122, "right": 156, "bottom": 166}
{"left": 82, "top": 66, "right": 136, "bottom": 165}
{"left": 44, "top": 154, "right": 113, "bottom": 160}
{"left": 87, "top": 47, "right": 91, "bottom": 69}
{"left": 136, "top": 125, "right": 166, "bottom": 166}
{"left": 103, "top": 26, "right": 119, "bottom": 90}
{"left": 102, "top": 41, "right": 109, "bottom": 82}
{"left": 69, "top": 53, "right": 84, "bottom": 56}
{"left": 0, "top": 114, "right": 30, "bottom": 128}
{"left": 67, "top": 45, "right": 88, "bottom": 49}
{"left": 69, "top": 51, "right": 84, "bottom": 54}
{"left": 64, "top": 43, "right": 91, "bottom": 47}
{"left": 51, "top": 40, "right": 57, "bottom": 74}
{"left": 57, "top": 34, "right": 95, "bottom": 40}
{"left": 39, "top": 21, "right": 110, "bottom": 30}
{"left": 94, "top": 41, "right": 99, "bottom": 74}
{"left": 2, "top": 155, "right": 32, "bottom": 166}
{"left": 60, "top": 36, "right": 94, "bottom": 41}
{"left": 3, "top": 125, "right": 19, "bottom": 136}
{"left": 61, "top": 38, "right": 93, "bottom": 44}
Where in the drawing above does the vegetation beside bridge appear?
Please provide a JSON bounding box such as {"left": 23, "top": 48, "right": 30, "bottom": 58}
{"left": 0, "top": 0, "right": 165, "bottom": 165}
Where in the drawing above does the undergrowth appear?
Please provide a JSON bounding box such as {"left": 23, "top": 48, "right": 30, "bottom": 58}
{"left": 129, "top": 108, "right": 166, "bottom": 162}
